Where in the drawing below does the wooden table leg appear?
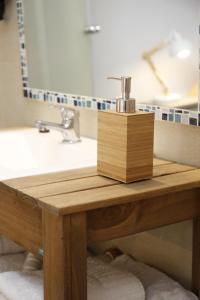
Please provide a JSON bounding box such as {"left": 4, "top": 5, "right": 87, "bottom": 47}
{"left": 192, "top": 217, "right": 200, "bottom": 297}
{"left": 71, "top": 213, "right": 87, "bottom": 300}
{"left": 43, "top": 210, "right": 87, "bottom": 300}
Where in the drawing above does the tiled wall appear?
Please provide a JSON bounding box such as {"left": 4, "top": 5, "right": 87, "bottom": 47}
{"left": 1, "top": 0, "right": 200, "bottom": 289}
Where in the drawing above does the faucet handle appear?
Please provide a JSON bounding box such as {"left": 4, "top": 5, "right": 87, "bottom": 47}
{"left": 60, "top": 106, "right": 80, "bottom": 121}
{"left": 60, "top": 106, "right": 73, "bottom": 119}
{"left": 59, "top": 107, "right": 80, "bottom": 139}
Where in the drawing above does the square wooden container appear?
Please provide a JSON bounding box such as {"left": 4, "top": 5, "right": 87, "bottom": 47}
{"left": 97, "top": 110, "right": 154, "bottom": 183}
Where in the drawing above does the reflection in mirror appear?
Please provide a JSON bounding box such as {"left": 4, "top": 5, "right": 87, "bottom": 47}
{"left": 23, "top": 0, "right": 199, "bottom": 110}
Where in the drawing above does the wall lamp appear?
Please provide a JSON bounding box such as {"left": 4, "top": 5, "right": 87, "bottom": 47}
{"left": 142, "top": 31, "right": 192, "bottom": 97}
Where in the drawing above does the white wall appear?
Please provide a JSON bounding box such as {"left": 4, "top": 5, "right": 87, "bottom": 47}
{"left": 90, "top": 0, "right": 199, "bottom": 103}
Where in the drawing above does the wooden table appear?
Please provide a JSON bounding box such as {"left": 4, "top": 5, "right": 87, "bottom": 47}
{"left": 0, "top": 158, "right": 200, "bottom": 299}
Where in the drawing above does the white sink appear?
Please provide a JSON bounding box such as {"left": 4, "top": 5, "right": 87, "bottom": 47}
{"left": 0, "top": 128, "right": 97, "bottom": 180}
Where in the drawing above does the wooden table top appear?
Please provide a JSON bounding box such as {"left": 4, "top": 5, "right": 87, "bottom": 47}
{"left": 1, "top": 158, "right": 200, "bottom": 216}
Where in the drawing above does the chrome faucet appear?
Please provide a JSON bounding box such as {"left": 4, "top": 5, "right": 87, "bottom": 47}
{"left": 35, "top": 107, "right": 81, "bottom": 143}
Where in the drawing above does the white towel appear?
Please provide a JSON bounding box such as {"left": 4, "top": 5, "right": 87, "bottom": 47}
{"left": 0, "top": 257, "right": 145, "bottom": 300}
{"left": 0, "top": 237, "right": 24, "bottom": 255}
{"left": 0, "top": 271, "right": 43, "bottom": 300}
{"left": 111, "top": 255, "right": 198, "bottom": 300}
{"left": 22, "top": 253, "right": 42, "bottom": 272}
{"left": 0, "top": 293, "right": 8, "bottom": 300}
{"left": 0, "top": 253, "right": 26, "bottom": 299}
{"left": 0, "top": 253, "right": 26, "bottom": 273}
{"left": 87, "top": 256, "right": 145, "bottom": 300}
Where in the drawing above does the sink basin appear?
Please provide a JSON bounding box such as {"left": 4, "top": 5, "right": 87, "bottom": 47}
{"left": 0, "top": 128, "right": 97, "bottom": 180}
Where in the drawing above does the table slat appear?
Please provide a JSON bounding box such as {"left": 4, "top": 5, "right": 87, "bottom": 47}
{"left": 22, "top": 176, "right": 119, "bottom": 199}
{"left": 3, "top": 167, "right": 97, "bottom": 190}
{"left": 19, "top": 162, "right": 194, "bottom": 199}
{"left": 3, "top": 158, "right": 174, "bottom": 190}
{"left": 37, "top": 169, "right": 200, "bottom": 215}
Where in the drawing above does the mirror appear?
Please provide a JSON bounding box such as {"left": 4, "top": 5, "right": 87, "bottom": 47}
{"left": 23, "top": 0, "right": 199, "bottom": 110}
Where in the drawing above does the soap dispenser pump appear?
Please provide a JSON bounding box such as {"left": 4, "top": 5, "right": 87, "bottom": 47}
{"left": 97, "top": 75, "right": 155, "bottom": 183}
{"left": 107, "top": 76, "right": 136, "bottom": 113}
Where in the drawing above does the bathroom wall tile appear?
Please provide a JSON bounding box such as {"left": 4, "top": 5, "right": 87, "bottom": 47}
{"left": 182, "top": 115, "right": 188, "bottom": 123}
{"left": 175, "top": 114, "right": 181, "bottom": 123}
{"left": 189, "top": 117, "right": 198, "bottom": 126}
{"left": 169, "top": 114, "right": 174, "bottom": 122}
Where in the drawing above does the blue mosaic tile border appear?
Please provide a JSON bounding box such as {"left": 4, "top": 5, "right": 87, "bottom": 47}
{"left": 16, "top": 0, "right": 200, "bottom": 127}
{"left": 137, "top": 104, "right": 200, "bottom": 127}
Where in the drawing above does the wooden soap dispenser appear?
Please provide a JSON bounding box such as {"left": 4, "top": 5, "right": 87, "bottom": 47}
{"left": 97, "top": 76, "right": 154, "bottom": 183}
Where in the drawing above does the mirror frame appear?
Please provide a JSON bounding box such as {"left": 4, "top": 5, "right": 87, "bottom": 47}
{"left": 16, "top": 0, "right": 200, "bottom": 127}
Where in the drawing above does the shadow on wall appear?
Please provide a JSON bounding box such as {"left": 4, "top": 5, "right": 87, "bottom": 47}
{"left": 90, "top": 225, "right": 192, "bottom": 290}
{"left": 0, "top": 0, "right": 5, "bottom": 20}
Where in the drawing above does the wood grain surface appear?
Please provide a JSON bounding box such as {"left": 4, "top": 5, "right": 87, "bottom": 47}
{"left": 0, "top": 157, "right": 200, "bottom": 299}
{"left": 97, "top": 111, "right": 154, "bottom": 183}
{"left": 2, "top": 160, "right": 198, "bottom": 216}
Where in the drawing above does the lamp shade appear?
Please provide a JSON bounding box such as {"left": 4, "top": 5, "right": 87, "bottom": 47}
{"left": 168, "top": 31, "right": 192, "bottom": 59}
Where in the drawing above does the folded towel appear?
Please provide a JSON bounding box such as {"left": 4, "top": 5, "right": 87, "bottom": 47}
{"left": 0, "top": 293, "right": 8, "bottom": 300}
{"left": 0, "top": 237, "right": 24, "bottom": 255}
{"left": 22, "top": 253, "right": 42, "bottom": 272}
{"left": 111, "top": 255, "right": 198, "bottom": 300}
{"left": 87, "top": 256, "right": 145, "bottom": 300}
{"left": 0, "top": 257, "right": 145, "bottom": 300}
{"left": 0, "top": 253, "right": 26, "bottom": 299}
{"left": 0, "top": 271, "right": 43, "bottom": 300}
{"left": 0, "top": 253, "right": 26, "bottom": 273}
{"left": 22, "top": 250, "right": 92, "bottom": 272}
